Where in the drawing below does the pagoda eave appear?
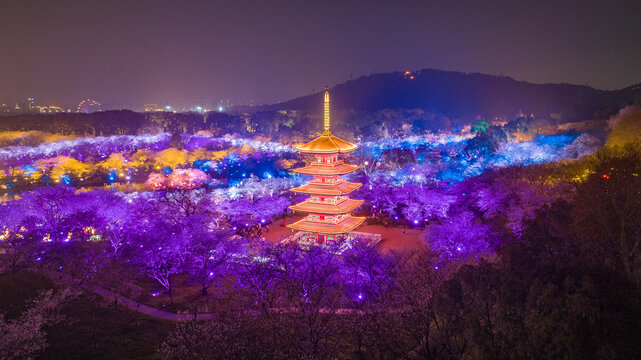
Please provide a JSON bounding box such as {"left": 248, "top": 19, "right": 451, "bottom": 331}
{"left": 289, "top": 199, "right": 364, "bottom": 214}
{"left": 293, "top": 163, "right": 359, "bottom": 175}
{"left": 286, "top": 216, "right": 366, "bottom": 235}
{"left": 294, "top": 147, "right": 357, "bottom": 154}
{"left": 293, "top": 132, "right": 358, "bottom": 154}
{"left": 290, "top": 181, "right": 362, "bottom": 195}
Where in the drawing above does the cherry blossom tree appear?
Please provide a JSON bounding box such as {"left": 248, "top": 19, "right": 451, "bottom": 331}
{"left": 0, "top": 287, "right": 79, "bottom": 360}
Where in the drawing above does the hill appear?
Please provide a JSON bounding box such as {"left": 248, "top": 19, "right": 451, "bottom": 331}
{"left": 258, "top": 69, "right": 641, "bottom": 124}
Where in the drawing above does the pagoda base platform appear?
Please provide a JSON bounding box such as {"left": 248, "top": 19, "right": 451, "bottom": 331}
{"left": 280, "top": 231, "right": 382, "bottom": 253}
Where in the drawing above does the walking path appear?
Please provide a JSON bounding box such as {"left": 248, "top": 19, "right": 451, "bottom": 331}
{"left": 44, "top": 270, "right": 363, "bottom": 322}
{"left": 44, "top": 270, "right": 217, "bottom": 321}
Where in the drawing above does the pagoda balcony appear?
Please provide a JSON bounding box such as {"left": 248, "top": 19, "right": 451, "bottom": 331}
{"left": 287, "top": 216, "right": 366, "bottom": 235}
{"left": 293, "top": 162, "right": 358, "bottom": 175}
{"left": 313, "top": 159, "right": 344, "bottom": 166}
{"left": 312, "top": 175, "right": 343, "bottom": 183}
{"left": 290, "top": 181, "right": 362, "bottom": 196}
{"left": 289, "top": 198, "right": 363, "bottom": 215}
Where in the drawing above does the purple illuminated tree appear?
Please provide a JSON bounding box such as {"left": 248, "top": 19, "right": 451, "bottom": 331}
{"left": 340, "top": 236, "right": 394, "bottom": 301}
{"left": 399, "top": 186, "right": 454, "bottom": 224}
{"left": 140, "top": 220, "right": 186, "bottom": 304}
{"left": 426, "top": 210, "right": 493, "bottom": 260}
{"left": 232, "top": 241, "right": 285, "bottom": 314}
{"left": 142, "top": 248, "right": 184, "bottom": 304}
{"left": 182, "top": 215, "right": 237, "bottom": 295}
{"left": 0, "top": 203, "right": 41, "bottom": 273}
{"left": 16, "top": 186, "right": 77, "bottom": 242}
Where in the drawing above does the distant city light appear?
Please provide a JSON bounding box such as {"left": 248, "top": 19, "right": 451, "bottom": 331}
{"left": 218, "top": 106, "right": 224, "bottom": 112}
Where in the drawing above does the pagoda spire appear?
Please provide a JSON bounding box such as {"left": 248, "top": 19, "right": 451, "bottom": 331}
{"left": 323, "top": 86, "right": 330, "bottom": 133}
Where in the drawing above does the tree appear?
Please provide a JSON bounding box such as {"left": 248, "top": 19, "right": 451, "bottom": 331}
{"left": 426, "top": 211, "right": 493, "bottom": 260}
{"left": 0, "top": 203, "right": 41, "bottom": 273}
{"left": 606, "top": 105, "right": 641, "bottom": 147}
{"left": 15, "top": 186, "right": 77, "bottom": 243}
{"left": 140, "top": 220, "right": 187, "bottom": 304}
{"left": 0, "top": 287, "right": 79, "bottom": 360}
{"left": 183, "top": 216, "right": 236, "bottom": 295}
{"left": 233, "top": 241, "right": 285, "bottom": 314}
{"left": 278, "top": 244, "right": 345, "bottom": 358}
{"left": 158, "top": 316, "right": 282, "bottom": 360}
{"left": 572, "top": 143, "right": 641, "bottom": 288}
{"left": 142, "top": 247, "right": 184, "bottom": 304}
{"left": 471, "top": 119, "right": 491, "bottom": 132}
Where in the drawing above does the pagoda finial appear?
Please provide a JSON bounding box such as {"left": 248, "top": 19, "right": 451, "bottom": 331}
{"left": 323, "top": 86, "right": 330, "bottom": 133}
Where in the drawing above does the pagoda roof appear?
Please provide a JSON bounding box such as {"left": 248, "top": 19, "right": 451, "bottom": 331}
{"left": 293, "top": 162, "right": 358, "bottom": 175}
{"left": 289, "top": 198, "right": 363, "bottom": 214}
{"left": 294, "top": 130, "right": 358, "bottom": 154}
{"left": 290, "top": 181, "right": 362, "bottom": 195}
{"left": 287, "top": 216, "right": 366, "bottom": 235}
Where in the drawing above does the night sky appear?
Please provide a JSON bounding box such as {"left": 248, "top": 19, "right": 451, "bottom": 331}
{"left": 1, "top": 0, "right": 640, "bottom": 108}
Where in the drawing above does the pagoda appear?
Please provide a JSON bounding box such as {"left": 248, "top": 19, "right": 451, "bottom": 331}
{"left": 287, "top": 87, "right": 365, "bottom": 244}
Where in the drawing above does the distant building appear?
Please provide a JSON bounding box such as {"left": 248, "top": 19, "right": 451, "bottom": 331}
{"left": 35, "top": 106, "right": 65, "bottom": 113}
{"left": 144, "top": 104, "right": 163, "bottom": 112}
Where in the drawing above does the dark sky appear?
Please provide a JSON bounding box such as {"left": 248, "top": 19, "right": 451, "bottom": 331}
{"left": 1, "top": 0, "right": 640, "bottom": 108}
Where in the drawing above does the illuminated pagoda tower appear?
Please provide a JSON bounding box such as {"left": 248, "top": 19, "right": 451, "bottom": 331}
{"left": 287, "top": 87, "right": 365, "bottom": 244}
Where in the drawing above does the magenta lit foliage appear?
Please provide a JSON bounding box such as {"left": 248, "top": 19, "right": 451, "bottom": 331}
{"left": 145, "top": 169, "right": 211, "bottom": 190}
